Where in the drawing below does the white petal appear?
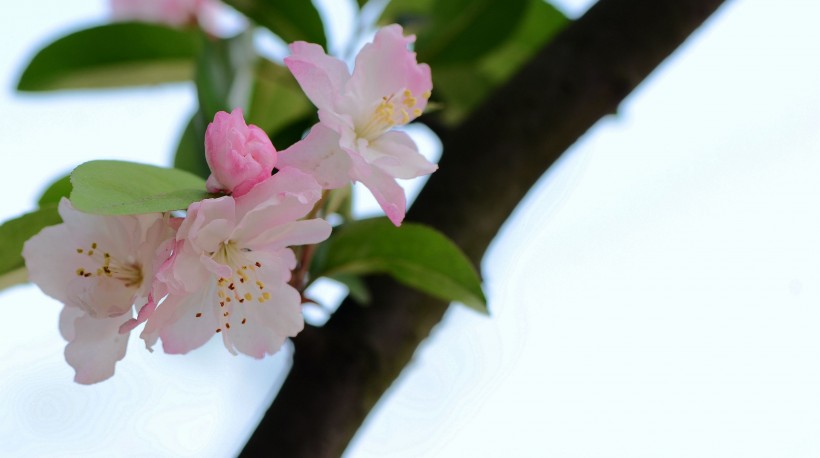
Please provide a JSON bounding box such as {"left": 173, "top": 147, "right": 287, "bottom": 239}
{"left": 64, "top": 310, "right": 130, "bottom": 385}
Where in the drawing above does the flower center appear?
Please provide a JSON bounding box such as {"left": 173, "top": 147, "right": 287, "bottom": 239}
{"left": 356, "top": 89, "right": 431, "bottom": 140}
{"left": 207, "top": 241, "right": 272, "bottom": 333}
{"left": 74, "top": 241, "right": 143, "bottom": 288}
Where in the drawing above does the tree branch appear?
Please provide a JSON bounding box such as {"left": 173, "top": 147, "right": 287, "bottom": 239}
{"left": 241, "top": 0, "right": 728, "bottom": 455}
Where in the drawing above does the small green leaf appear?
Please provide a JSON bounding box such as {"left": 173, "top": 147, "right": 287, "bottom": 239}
{"left": 415, "top": 0, "right": 528, "bottom": 65}
{"left": 479, "top": 0, "right": 568, "bottom": 82}
{"left": 172, "top": 113, "right": 210, "bottom": 179}
{"left": 312, "top": 218, "right": 487, "bottom": 313}
{"left": 0, "top": 268, "right": 29, "bottom": 292}
{"left": 0, "top": 205, "right": 62, "bottom": 278}
{"left": 270, "top": 115, "right": 316, "bottom": 150}
{"left": 224, "top": 0, "right": 327, "bottom": 46}
{"left": 330, "top": 273, "right": 372, "bottom": 305}
{"left": 36, "top": 174, "right": 73, "bottom": 207}
{"left": 196, "top": 31, "right": 257, "bottom": 120}
{"left": 70, "top": 160, "right": 211, "bottom": 215}
{"left": 17, "top": 22, "right": 200, "bottom": 91}
{"left": 379, "top": 0, "right": 435, "bottom": 32}
{"left": 431, "top": 0, "right": 568, "bottom": 123}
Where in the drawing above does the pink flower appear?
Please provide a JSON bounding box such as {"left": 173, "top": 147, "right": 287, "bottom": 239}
{"left": 140, "top": 168, "right": 331, "bottom": 357}
{"left": 205, "top": 109, "right": 277, "bottom": 197}
{"left": 279, "top": 24, "right": 438, "bottom": 226}
{"left": 110, "top": 0, "right": 220, "bottom": 31}
{"left": 22, "top": 199, "right": 174, "bottom": 384}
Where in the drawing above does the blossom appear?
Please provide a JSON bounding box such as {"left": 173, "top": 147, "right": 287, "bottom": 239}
{"left": 22, "top": 199, "right": 174, "bottom": 384}
{"left": 205, "top": 109, "right": 277, "bottom": 197}
{"left": 110, "top": 0, "right": 220, "bottom": 32}
{"left": 279, "top": 24, "right": 438, "bottom": 226}
{"left": 140, "top": 168, "right": 331, "bottom": 357}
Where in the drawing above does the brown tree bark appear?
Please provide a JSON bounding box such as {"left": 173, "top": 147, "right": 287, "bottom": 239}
{"left": 241, "top": 0, "right": 728, "bottom": 455}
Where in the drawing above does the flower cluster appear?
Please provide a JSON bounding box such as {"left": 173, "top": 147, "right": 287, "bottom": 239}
{"left": 22, "top": 25, "right": 435, "bottom": 384}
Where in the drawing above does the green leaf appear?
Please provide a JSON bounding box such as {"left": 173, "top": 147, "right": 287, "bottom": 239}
{"left": 172, "top": 113, "right": 211, "bottom": 179}
{"left": 312, "top": 218, "right": 487, "bottom": 313}
{"left": 0, "top": 268, "right": 29, "bottom": 292}
{"left": 36, "top": 174, "right": 73, "bottom": 207}
{"left": 431, "top": 0, "right": 568, "bottom": 123}
{"left": 246, "top": 59, "right": 314, "bottom": 136}
{"left": 195, "top": 31, "right": 257, "bottom": 118}
{"left": 415, "top": 0, "right": 529, "bottom": 65}
{"left": 330, "top": 273, "right": 371, "bottom": 305}
{"left": 0, "top": 205, "right": 62, "bottom": 278}
{"left": 17, "top": 22, "right": 200, "bottom": 91}
{"left": 379, "top": 0, "right": 435, "bottom": 32}
{"left": 70, "top": 160, "right": 211, "bottom": 215}
{"left": 479, "top": 0, "right": 568, "bottom": 82}
{"left": 269, "top": 115, "right": 316, "bottom": 150}
{"left": 223, "top": 0, "right": 326, "bottom": 46}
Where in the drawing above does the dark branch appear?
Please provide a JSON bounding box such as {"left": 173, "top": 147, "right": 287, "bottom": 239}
{"left": 241, "top": 0, "right": 728, "bottom": 456}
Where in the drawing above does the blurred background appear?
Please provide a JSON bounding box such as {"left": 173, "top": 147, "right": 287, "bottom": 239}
{"left": 2, "top": 0, "right": 820, "bottom": 456}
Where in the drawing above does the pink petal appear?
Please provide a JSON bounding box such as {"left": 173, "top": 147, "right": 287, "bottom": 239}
{"left": 140, "top": 287, "right": 219, "bottom": 354}
{"left": 233, "top": 168, "right": 323, "bottom": 233}
{"left": 222, "top": 273, "right": 303, "bottom": 358}
{"left": 119, "top": 295, "right": 155, "bottom": 334}
{"left": 353, "top": 164, "right": 408, "bottom": 226}
{"left": 63, "top": 310, "right": 131, "bottom": 385}
{"left": 277, "top": 123, "right": 353, "bottom": 189}
{"left": 241, "top": 219, "right": 331, "bottom": 251}
{"left": 348, "top": 24, "right": 432, "bottom": 111}
{"left": 363, "top": 130, "right": 438, "bottom": 179}
{"left": 59, "top": 306, "right": 84, "bottom": 341}
{"left": 285, "top": 41, "right": 351, "bottom": 112}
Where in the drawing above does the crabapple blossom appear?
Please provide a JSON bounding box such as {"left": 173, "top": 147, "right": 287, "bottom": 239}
{"left": 205, "top": 109, "right": 277, "bottom": 197}
{"left": 22, "top": 199, "right": 174, "bottom": 384}
{"left": 139, "top": 168, "right": 331, "bottom": 357}
{"left": 279, "top": 24, "right": 437, "bottom": 226}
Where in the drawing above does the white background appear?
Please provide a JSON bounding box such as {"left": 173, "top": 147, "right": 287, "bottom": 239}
{"left": 2, "top": 0, "right": 820, "bottom": 457}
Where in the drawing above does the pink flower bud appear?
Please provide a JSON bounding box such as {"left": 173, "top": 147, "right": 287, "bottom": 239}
{"left": 204, "top": 109, "right": 277, "bottom": 197}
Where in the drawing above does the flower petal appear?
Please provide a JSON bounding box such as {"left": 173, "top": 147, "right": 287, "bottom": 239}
{"left": 221, "top": 281, "right": 303, "bottom": 358}
{"left": 233, "top": 168, "right": 323, "bottom": 237}
{"left": 348, "top": 24, "right": 432, "bottom": 110}
{"left": 285, "top": 41, "right": 351, "bottom": 112}
{"left": 63, "top": 310, "right": 130, "bottom": 384}
{"left": 243, "top": 219, "right": 331, "bottom": 251}
{"left": 277, "top": 123, "right": 352, "bottom": 189}
{"left": 353, "top": 164, "right": 408, "bottom": 226}
{"left": 140, "top": 285, "right": 220, "bottom": 354}
{"left": 363, "top": 130, "right": 438, "bottom": 179}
